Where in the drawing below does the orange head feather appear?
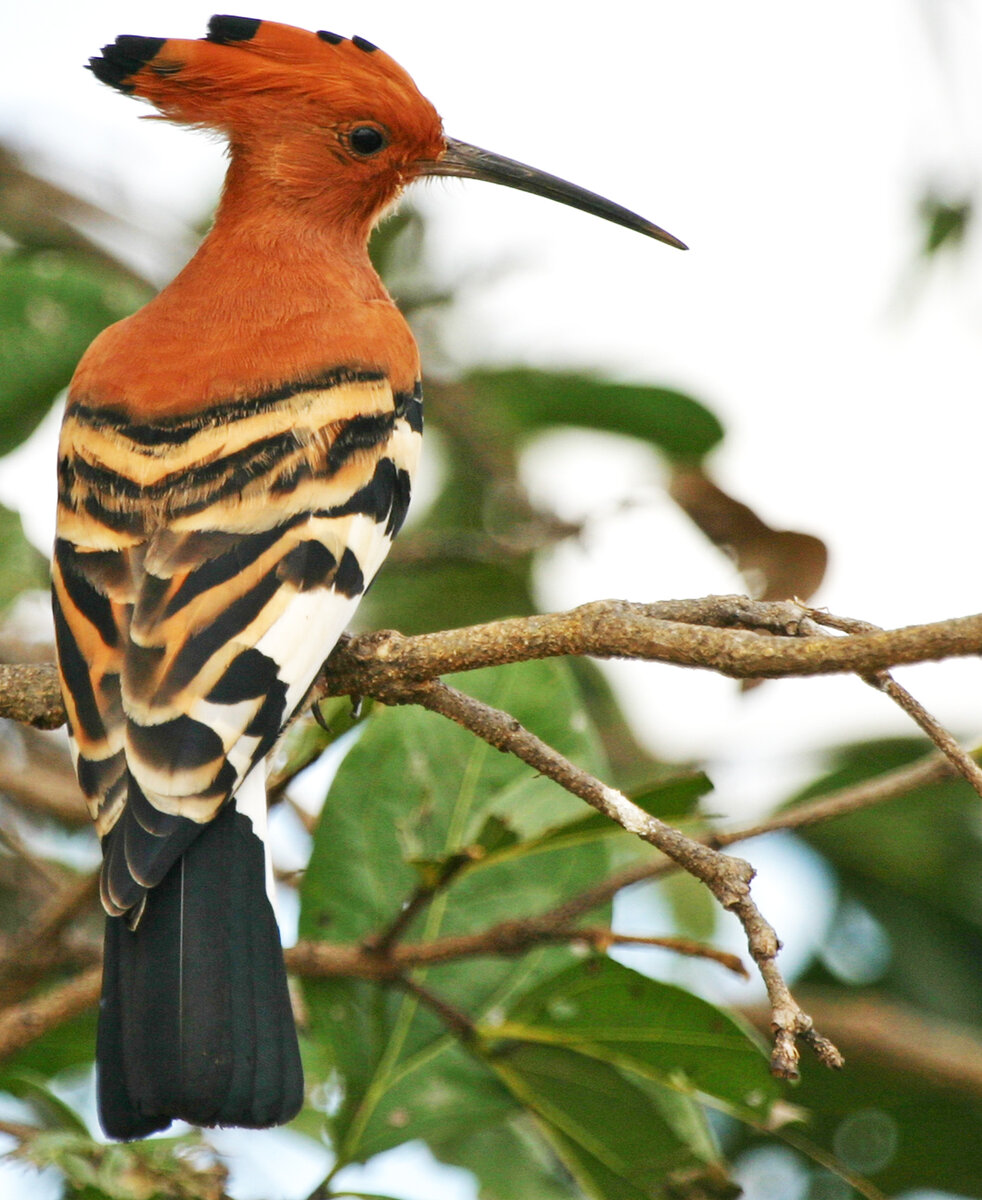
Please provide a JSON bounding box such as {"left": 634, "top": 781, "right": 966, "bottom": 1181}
{"left": 79, "top": 16, "right": 684, "bottom": 414}
{"left": 90, "top": 15, "right": 445, "bottom": 230}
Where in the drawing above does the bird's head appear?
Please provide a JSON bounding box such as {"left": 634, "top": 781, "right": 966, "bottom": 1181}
{"left": 90, "top": 14, "right": 685, "bottom": 248}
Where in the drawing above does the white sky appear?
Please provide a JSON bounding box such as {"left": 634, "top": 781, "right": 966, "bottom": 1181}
{"left": 1, "top": 3, "right": 981, "bottom": 1197}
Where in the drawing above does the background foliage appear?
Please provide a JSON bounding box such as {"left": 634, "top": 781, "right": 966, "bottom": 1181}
{"left": 0, "top": 141, "right": 980, "bottom": 1200}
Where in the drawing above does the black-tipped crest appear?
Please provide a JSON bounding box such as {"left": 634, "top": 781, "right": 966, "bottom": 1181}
{"left": 207, "top": 15, "right": 262, "bottom": 44}
{"left": 88, "top": 35, "right": 166, "bottom": 92}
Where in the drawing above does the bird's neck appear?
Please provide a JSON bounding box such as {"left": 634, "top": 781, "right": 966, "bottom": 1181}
{"left": 70, "top": 162, "right": 418, "bottom": 416}
{"left": 195, "top": 156, "right": 387, "bottom": 304}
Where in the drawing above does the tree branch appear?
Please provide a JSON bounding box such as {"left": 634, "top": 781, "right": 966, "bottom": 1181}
{"left": 0, "top": 663, "right": 64, "bottom": 729}
{"left": 6, "top": 598, "right": 982, "bottom": 729}
{"left": 500, "top": 741, "right": 980, "bottom": 931}
{"left": 318, "top": 599, "right": 982, "bottom": 692}
{"left": 0, "top": 922, "right": 742, "bottom": 1063}
{"left": 0, "top": 966, "right": 101, "bottom": 1061}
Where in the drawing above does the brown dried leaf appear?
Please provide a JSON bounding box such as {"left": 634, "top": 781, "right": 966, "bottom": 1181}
{"left": 669, "top": 466, "right": 827, "bottom": 602}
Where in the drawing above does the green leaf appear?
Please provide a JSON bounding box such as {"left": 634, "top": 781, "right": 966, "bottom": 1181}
{"left": 728, "top": 1053, "right": 982, "bottom": 1197}
{"left": 919, "top": 192, "right": 972, "bottom": 258}
{"left": 629, "top": 772, "right": 713, "bottom": 819}
{"left": 472, "top": 813, "right": 521, "bottom": 856}
{"left": 0, "top": 502, "right": 48, "bottom": 611}
{"left": 0, "top": 251, "right": 149, "bottom": 454}
{"left": 460, "top": 369, "right": 725, "bottom": 464}
{"left": 0, "top": 1069, "right": 89, "bottom": 1134}
{"left": 0, "top": 1008, "right": 97, "bottom": 1078}
{"left": 359, "top": 551, "right": 535, "bottom": 634}
{"left": 566, "top": 659, "right": 673, "bottom": 793}
{"left": 794, "top": 738, "right": 982, "bottom": 1027}
{"left": 433, "top": 1114, "right": 579, "bottom": 1200}
{"left": 492, "top": 957, "right": 779, "bottom": 1122}
{"left": 298, "top": 659, "right": 613, "bottom": 1166}
{"left": 525, "top": 770, "right": 712, "bottom": 857}
{"left": 487, "top": 1041, "right": 720, "bottom": 1199}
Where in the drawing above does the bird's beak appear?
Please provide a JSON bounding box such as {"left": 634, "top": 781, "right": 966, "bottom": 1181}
{"left": 419, "top": 137, "right": 687, "bottom": 250}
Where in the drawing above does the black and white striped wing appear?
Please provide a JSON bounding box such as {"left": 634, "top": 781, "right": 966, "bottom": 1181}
{"left": 54, "top": 369, "right": 422, "bottom": 916}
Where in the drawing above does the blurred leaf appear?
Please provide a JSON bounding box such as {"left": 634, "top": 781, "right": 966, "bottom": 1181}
{"left": 268, "top": 699, "right": 371, "bottom": 801}
{"left": 487, "top": 1041, "right": 722, "bottom": 1199}
{"left": 454, "top": 369, "right": 725, "bottom": 464}
{"left": 668, "top": 467, "right": 827, "bottom": 602}
{"left": 434, "top": 1113, "right": 579, "bottom": 1200}
{"left": 0, "top": 1069, "right": 89, "bottom": 1134}
{"left": 298, "top": 659, "right": 614, "bottom": 1165}
{"left": 0, "top": 147, "right": 150, "bottom": 285}
{"left": 567, "top": 660, "right": 674, "bottom": 793}
{"left": 472, "top": 813, "right": 521, "bottom": 856}
{"left": 524, "top": 771, "right": 711, "bottom": 855}
{"left": 731, "top": 1042, "right": 982, "bottom": 1197}
{"left": 628, "top": 772, "right": 713, "bottom": 821}
{"left": 369, "top": 207, "right": 453, "bottom": 318}
{"left": 919, "top": 191, "right": 972, "bottom": 258}
{"left": 0, "top": 1009, "right": 97, "bottom": 1079}
{"left": 794, "top": 738, "right": 982, "bottom": 1027}
{"left": 0, "top": 502, "right": 48, "bottom": 611}
{"left": 659, "top": 871, "right": 720, "bottom": 944}
{"left": 493, "top": 957, "right": 779, "bottom": 1123}
{"left": 0, "top": 252, "right": 149, "bottom": 453}
{"left": 359, "top": 555, "right": 534, "bottom": 634}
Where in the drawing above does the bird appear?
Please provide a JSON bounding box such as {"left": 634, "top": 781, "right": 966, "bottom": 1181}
{"left": 52, "top": 14, "right": 686, "bottom": 1141}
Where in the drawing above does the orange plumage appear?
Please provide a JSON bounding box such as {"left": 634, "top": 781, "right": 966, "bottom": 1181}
{"left": 55, "top": 14, "right": 684, "bottom": 1141}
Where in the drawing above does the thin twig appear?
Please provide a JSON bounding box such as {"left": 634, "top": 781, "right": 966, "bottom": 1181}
{"left": 713, "top": 745, "right": 975, "bottom": 847}
{"left": 453, "top": 740, "right": 982, "bottom": 958}
{"left": 4, "top": 870, "right": 100, "bottom": 962}
{"left": 0, "top": 920, "right": 744, "bottom": 1063}
{"left": 0, "top": 870, "right": 101, "bottom": 1005}
{"left": 3, "top": 594, "right": 976, "bottom": 1079}
{"left": 396, "top": 975, "right": 476, "bottom": 1042}
{"left": 573, "top": 928, "right": 749, "bottom": 977}
{"left": 0, "top": 966, "right": 101, "bottom": 1061}
{"left": 804, "top": 608, "right": 982, "bottom": 800}
{"left": 864, "top": 672, "right": 982, "bottom": 796}
{"left": 743, "top": 992, "right": 982, "bottom": 1102}
{"left": 365, "top": 851, "right": 475, "bottom": 956}
{"left": 0, "top": 1118, "right": 40, "bottom": 1142}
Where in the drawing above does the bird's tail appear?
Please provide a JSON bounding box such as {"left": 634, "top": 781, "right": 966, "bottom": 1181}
{"left": 96, "top": 777, "right": 303, "bottom": 1140}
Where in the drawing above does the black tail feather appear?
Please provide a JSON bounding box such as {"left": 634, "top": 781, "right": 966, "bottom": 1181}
{"left": 97, "top": 803, "right": 303, "bottom": 1140}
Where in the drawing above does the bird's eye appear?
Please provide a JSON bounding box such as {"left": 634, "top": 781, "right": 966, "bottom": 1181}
{"left": 348, "top": 125, "right": 387, "bottom": 156}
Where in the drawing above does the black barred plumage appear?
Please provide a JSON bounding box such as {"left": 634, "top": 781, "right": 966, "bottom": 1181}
{"left": 56, "top": 369, "right": 420, "bottom": 870}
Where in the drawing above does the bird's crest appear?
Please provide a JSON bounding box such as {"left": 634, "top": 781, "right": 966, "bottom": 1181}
{"left": 89, "top": 14, "right": 441, "bottom": 147}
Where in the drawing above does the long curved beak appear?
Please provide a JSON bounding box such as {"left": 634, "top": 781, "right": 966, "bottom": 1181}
{"left": 420, "top": 137, "right": 687, "bottom": 250}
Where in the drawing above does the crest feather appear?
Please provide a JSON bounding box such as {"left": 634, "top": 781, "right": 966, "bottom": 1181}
{"left": 88, "top": 15, "right": 423, "bottom": 135}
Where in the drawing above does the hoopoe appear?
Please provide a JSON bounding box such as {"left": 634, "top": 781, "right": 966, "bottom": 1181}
{"left": 53, "top": 15, "right": 685, "bottom": 1140}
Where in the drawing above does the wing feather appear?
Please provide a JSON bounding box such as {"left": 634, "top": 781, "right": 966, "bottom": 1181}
{"left": 56, "top": 372, "right": 422, "bottom": 913}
